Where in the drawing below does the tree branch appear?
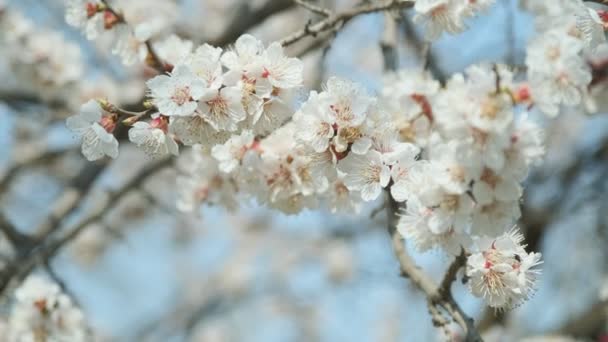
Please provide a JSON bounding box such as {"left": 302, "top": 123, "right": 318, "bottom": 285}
{"left": 585, "top": 0, "right": 608, "bottom": 5}
{"left": 0, "top": 157, "right": 174, "bottom": 294}
{"left": 208, "top": 0, "right": 296, "bottom": 47}
{"left": 279, "top": 0, "right": 415, "bottom": 47}
{"left": 385, "top": 193, "right": 482, "bottom": 341}
{"left": 400, "top": 16, "right": 446, "bottom": 83}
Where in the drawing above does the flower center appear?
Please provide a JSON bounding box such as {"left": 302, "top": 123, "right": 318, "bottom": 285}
{"left": 172, "top": 86, "right": 192, "bottom": 106}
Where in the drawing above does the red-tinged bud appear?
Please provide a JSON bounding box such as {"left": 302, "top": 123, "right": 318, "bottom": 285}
{"left": 514, "top": 84, "right": 531, "bottom": 103}
{"left": 261, "top": 68, "right": 270, "bottom": 78}
{"left": 410, "top": 94, "right": 434, "bottom": 122}
{"left": 34, "top": 299, "right": 47, "bottom": 314}
{"left": 598, "top": 10, "right": 608, "bottom": 24}
{"left": 251, "top": 139, "right": 263, "bottom": 153}
{"left": 103, "top": 10, "right": 119, "bottom": 29}
{"left": 100, "top": 115, "right": 117, "bottom": 133}
{"left": 484, "top": 260, "right": 492, "bottom": 269}
{"left": 150, "top": 116, "right": 169, "bottom": 133}
{"left": 86, "top": 2, "right": 98, "bottom": 18}
{"left": 331, "top": 123, "right": 338, "bottom": 134}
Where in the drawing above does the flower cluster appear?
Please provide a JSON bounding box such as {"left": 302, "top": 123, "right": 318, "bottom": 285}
{"left": 0, "top": 8, "right": 83, "bottom": 89}
{"left": 466, "top": 229, "right": 542, "bottom": 309}
{"left": 524, "top": 0, "right": 608, "bottom": 116}
{"left": 62, "top": 0, "right": 608, "bottom": 312}
{"left": 393, "top": 65, "right": 544, "bottom": 255}
{"left": 158, "top": 34, "right": 303, "bottom": 143}
{"left": 65, "top": 0, "right": 177, "bottom": 65}
{"left": 6, "top": 275, "right": 89, "bottom": 341}
{"left": 414, "top": 0, "right": 496, "bottom": 40}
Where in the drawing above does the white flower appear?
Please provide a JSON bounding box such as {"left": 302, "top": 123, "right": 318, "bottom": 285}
{"left": 504, "top": 115, "right": 545, "bottom": 181}
{"left": 169, "top": 115, "right": 230, "bottom": 147}
{"left": 525, "top": 29, "right": 591, "bottom": 116}
{"left": 128, "top": 119, "right": 179, "bottom": 157}
{"left": 66, "top": 100, "right": 119, "bottom": 161}
{"left": 466, "top": 229, "right": 542, "bottom": 309}
{"left": 176, "top": 146, "right": 238, "bottom": 212}
{"left": 383, "top": 140, "right": 420, "bottom": 201}
{"left": 471, "top": 168, "right": 521, "bottom": 206}
{"left": 154, "top": 34, "right": 193, "bottom": 66}
{"left": 211, "top": 130, "right": 256, "bottom": 173}
{"left": 251, "top": 88, "right": 295, "bottom": 135}
{"left": 259, "top": 42, "right": 303, "bottom": 89}
{"left": 325, "top": 179, "right": 362, "bottom": 214}
{"left": 187, "top": 44, "right": 223, "bottom": 90}
{"left": 471, "top": 199, "right": 520, "bottom": 236}
{"left": 380, "top": 69, "right": 438, "bottom": 146}
{"left": 371, "top": 133, "right": 419, "bottom": 165}
{"left": 147, "top": 65, "right": 206, "bottom": 117}
{"left": 221, "top": 34, "right": 264, "bottom": 72}
{"left": 397, "top": 197, "right": 472, "bottom": 255}
{"left": 325, "top": 77, "right": 372, "bottom": 128}
{"left": 428, "top": 140, "right": 478, "bottom": 194}
{"left": 198, "top": 86, "right": 246, "bottom": 132}
{"left": 65, "top": 0, "right": 103, "bottom": 40}
{"left": 25, "top": 31, "right": 84, "bottom": 86}
{"left": 414, "top": 0, "right": 467, "bottom": 40}
{"left": 575, "top": 4, "right": 606, "bottom": 50}
{"left": 294, "top": 91, "right": 335, "bottom": 153}
{"left": 112, "top": 24, "right": 147, "bottom": 66}
{"left": 337, "top": 150, "right": 390, "bottom": 202}
{"left": 394, "top": 161, "right": 474, "bottom": 253}
{"left": 8, "top": 276, "right": 88, "bottom": 342}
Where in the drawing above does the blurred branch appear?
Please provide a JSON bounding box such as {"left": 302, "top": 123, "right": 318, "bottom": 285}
{"left": 208, "top": 0, "right": 296, "bottom": 47}
{"left": 0, "top": 157, "right": 174, "bottom": 295}
{"left": 0, "top": 146, "right": 70, "bottom": 194}
{"left": 381, "top": 12, "right": 399, "bottom": 70}
{"left": 0, "top": 211, "right": 35, "bottom": 252}
{"left": 0, "top": 90, "right": 67, "bottom": 110}
{"left": 556, "top": 298, "right": 608, "bottom": 337}
{"left": 280, "top": 0, "right": 415, "bottom": 46}
{"left": 399, "top": 16, "right": 445, "bottom": 82}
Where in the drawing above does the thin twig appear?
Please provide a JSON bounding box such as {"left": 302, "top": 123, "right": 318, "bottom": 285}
{"left": 293, "top": 0, "right": 332, "bottom": 16}
{"left": 208, "top": 0, "right": 296, "bottom": 47}
{"left": 438, "top": 248, "right": 467, "bottom": 297}
{"left": 400, "top": 16, "right": 445, "bottom": 83}
{"left": 380, "top": 12, "right": 399, "bottom": 71}
{"left": 280, "top": 0, "right": 415, "bottom": 46}
{"left": 0, "top": 158, "right": 174, "bottom": 294}
{"left": 585, "top": 0, "right": 608, "bottom": 5}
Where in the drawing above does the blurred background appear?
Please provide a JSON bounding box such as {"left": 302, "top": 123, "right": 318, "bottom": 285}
{"left": 0, "top": 0, "right": 607, "bottom": 341}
